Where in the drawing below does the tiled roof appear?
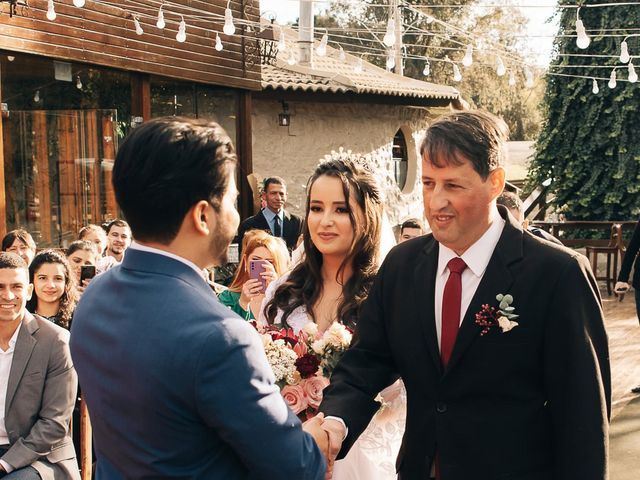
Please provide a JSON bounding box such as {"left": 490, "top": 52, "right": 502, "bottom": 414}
{"left": 261, "top": 26, "right": 460, "bottom": 102}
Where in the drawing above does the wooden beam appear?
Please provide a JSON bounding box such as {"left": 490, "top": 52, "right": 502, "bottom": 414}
{"left": 237, "top": 90, "right": 253, "bottom": 220}
{"left": 131, "top": 73, "right": 151, "bottom": 121}
{"left": 0, "top": 62, "right": 6, "bottom": 239}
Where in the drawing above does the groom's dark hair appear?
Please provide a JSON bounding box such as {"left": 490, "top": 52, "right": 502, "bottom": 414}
{"left": 112, "top": 117, "right": 237, "bottom": 244}
{"left": 420, "top": 110, "right": 509, "bottom": 180}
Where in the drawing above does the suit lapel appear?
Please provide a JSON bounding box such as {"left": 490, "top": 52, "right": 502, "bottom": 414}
{"left": 415, "top": 237, "right": 443, "bottom": 374}
{"left": 5, "top": 313, "right": 38, "bottom": 413}
{"left": 445, "top": 212, "right": 524, "bottom": 374}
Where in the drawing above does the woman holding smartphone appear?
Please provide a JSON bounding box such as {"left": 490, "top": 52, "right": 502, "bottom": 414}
{"left": 218, "top": 229, "right": 290, "bottom": 320}
{"left": 66, "top": 240, "right": 99, "bottom": 295}
{"left": 27, "top": 249, "right": 78, "bottom": 329}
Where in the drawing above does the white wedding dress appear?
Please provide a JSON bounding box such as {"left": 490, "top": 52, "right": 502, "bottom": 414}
{"left": 259, "top": 272, "right": 406, "bottom": 480}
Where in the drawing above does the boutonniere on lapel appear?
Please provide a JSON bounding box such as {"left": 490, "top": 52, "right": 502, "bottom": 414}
{"left": 475, "top": 294, "right": 519, "bottom": 335}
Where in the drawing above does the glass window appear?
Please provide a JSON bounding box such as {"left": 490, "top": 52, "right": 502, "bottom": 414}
{"left": 392, "top": 129, "right": 409, "bottom": 190}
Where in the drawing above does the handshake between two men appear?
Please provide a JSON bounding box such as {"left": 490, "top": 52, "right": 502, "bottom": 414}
{"left": 302, "top": 414, "right": 347, "bottom": 480}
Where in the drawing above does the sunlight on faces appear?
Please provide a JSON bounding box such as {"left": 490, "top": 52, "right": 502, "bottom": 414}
{"left": 208, "top": 173, "right": 240, "bottom": 266}
{"left": 67, "top": 249, "right": 97, "bottom": 284}
{"left": 263, "top": 183, "right": 287, "bottom": 213}
{"left": 0, "top": 268, "right": 32, "bottom": 324}
{"left": 107, "top": 226, "right": 131, "bottom": 255}
{"left": 33, "top": 263, "right": 66, "bottom": 306}
{"left": 6, "top": 239, "right": 36, "bottom": 265}
{"left": 307, "top": 175, "right": 363, "bottom": 259}
{"left": 422, "top": 155, "right": 505, "bottom": 255}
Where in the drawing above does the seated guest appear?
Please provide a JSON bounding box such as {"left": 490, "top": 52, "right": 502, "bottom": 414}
{"left": 66, "top": 241, "right": 99, "bottom": 295}
{"left": 0, "top": 252, "right": 79, "bottom": 480}
{"left": 497, "top": 191, "right": 563, "bottom": 245}
{"left": 237, "top": 177, "right": 303, "bottom": 252}
{"left": 1, "top": 229, "right": 37, "bottom": 266}
{"left": 26, "top": 250, "right": 77, "bottom": 330}
{"left": 219, "top": 230, "right": 289, "bottom": 320}
{"left": 78, "top": 224, "right": 107, "bottom": 256}
{"left": 97, "top": 219, "right": 131, "bottom": 272}
{"left": 398, "top": 217, "right": 424, "bottom": 243}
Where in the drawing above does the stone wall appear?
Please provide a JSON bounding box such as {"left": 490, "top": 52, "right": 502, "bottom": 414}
{"left": 252, "top": 99, "right": 439, "bottom": 228}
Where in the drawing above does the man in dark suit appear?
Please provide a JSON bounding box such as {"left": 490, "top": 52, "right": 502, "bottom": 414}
{"left": 497, "top": 191, "right": 563, "bottom": 246}
{"left": 237, "top": 177, "right": 302, "bottom": 251}
{"left": 319, "top": 111, "right": 610, "bottom": 480}
{"left": 71, "top": 118, "right": 326, "bottom": 479}
{"left": 0, "top": 253, "right": 79, "bottom": 480}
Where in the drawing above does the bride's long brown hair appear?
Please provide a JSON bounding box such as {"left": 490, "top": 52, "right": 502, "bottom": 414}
{"left": 264, "top": 158, "right": 382, "bottom": 329}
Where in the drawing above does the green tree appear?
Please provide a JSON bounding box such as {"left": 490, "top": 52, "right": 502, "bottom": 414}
{"left": 528, "top": 1, "right": 640, "bottom": 219}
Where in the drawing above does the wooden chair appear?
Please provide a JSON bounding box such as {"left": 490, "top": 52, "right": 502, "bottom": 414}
{"left": 80, "top": 395, "right": 93, "bottom": 480}
{"left": 586, "top": 223, "right": 623, "bottom": 296}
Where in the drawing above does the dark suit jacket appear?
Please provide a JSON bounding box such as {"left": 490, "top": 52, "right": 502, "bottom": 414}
{"left": 71, "top": 248, "right": 325, "bottom": 480}
{"left": 320, "top": 207, "right": 611, "bottom": 480}
{"left": 3, "top": 313, "right": 79, "bottom": 480}
{"left": 237, "top": 209, "right": 302, "bottom": 251}
{"left": 618, "top": 219, "right": 640, "bottom": 288}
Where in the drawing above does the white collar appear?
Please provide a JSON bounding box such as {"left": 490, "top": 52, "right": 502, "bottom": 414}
{"left": 437, "top": 206, "right": 505, "bottom": 278}
{"left": 128, "top": 242, "right": 206, "bottom": 279}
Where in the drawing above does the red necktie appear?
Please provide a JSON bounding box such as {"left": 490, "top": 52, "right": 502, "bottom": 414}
{"left": 440, "top": 257, "right": 467, "bottom": 368}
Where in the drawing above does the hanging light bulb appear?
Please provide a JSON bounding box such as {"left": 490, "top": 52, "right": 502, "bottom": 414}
{"left": 383, "top": 17, "right": 395, "bottom": 48}
{"left": 215, "top": 32, "right": 223, "bottom": 51}
{"left": 620, "top": 40, "right": 630, "bottom": 63}
{"left": 524, "top": 67, "right": 534, "bottom": 89}
{"left": 496, "top": 56, "right": 506, "bottom": 76}
{"left": 354, "top": 56, "right": 363, "bottom": 73}
{"left": 134, "top": 17, "right": 144, "bottom": 36}
{"left": 386, "top": 51, "right": 395, "bottom": 71}
{"left": 73, "top": 0, "right": 85, "bottom": 7}
{"left": 462, "top": 44, "right": 473, "bottom": 67}
{"left": 278, "top": 27, "right": 286, "bottom": 51}
{"left": 338, "top": 46, "right": 346, "bottom": 62}
{"left": 608, "top": 69, "right": 617, "bottom": 89}
{"left": 575, "top": 9, "right": 590, "bottom": 50}
{"left": 156, "top": 6, "right": 166, "bottom": 29}
{"left": 76, "top": 75, "right": 82, "bottom": 89}
{"left": 7, "top": 56, "right": 15, "bottom": 62}
{"left": 423, "top": 60, "right": 430, "bottom": 76}
{"left": 316, "top": 32, "right": 328, "bottom": 57}
{"left": 287, "top": 50, "right": 296, "bottom": 66}
{"left": 176, "top": 16, "right": 186, "bottom": 43}
{"left": 592, "top": 78, "right": 599, "bottom": 94}
{"left": 46, "top": 0, "right": 56, "bottom": 21}
{"left": 223, "top": 8, "right": 236, "bottom": 36}
{"left": 629, "top": 61, "right": 638, "bottom": 83}
{"left": 34, "top": 90, "right": 41, "bottom": 103}
{"left": 508, "top": 71, "right": 516, "bottom": 87}
{"left": 453, "top": 63, "right": 462, "bottom": 82}
{"left": 426, "top": 15, "right": 434, "bottom": 24}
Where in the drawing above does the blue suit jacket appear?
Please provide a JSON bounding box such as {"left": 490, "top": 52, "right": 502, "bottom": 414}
{"left": 71, "top": 248, "right": 325, "bottom": 479}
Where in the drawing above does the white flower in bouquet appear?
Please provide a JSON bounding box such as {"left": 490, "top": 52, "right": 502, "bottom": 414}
{"left": 311, "top": 338, "right": 327, "bottom": 355}
{"left": 264, "top": 339, "right": 298, "bottom": 383}
{"left": 302, "top": 322, "right": 319, "bottom": 337}
{"left": 325, "top": 322, "right": 352, "bottom": 349}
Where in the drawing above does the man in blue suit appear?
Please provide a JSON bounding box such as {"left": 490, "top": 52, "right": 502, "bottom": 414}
{"left": 71, "top": 117, "right": 327, "bottom": 479}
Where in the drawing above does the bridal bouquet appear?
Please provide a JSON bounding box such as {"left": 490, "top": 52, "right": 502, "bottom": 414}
{"left": 252, "top": 321, "right": 352, "bottom": 418}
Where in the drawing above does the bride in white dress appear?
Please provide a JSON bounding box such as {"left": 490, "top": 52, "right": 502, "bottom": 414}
{"left": 259, "top": 158, "right": 405, "bottom": 480}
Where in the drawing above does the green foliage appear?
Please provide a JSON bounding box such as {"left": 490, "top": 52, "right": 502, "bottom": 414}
{"left": 528, "top": 0, "right": 640, "bottom": 219}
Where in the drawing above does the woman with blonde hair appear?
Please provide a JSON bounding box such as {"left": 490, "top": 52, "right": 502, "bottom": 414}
{"left": 218, "top": 229, "right": 290, "bottom": 320}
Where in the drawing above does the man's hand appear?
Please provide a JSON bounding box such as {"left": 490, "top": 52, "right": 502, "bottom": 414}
{"left": 302, "top": 413, "right": 329, "bottom": 459}
{"left": 320, "top": 418, "right": 346, "bottom": 480}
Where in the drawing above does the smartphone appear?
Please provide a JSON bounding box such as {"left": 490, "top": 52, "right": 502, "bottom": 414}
{"left": 80, "top": 265, "right": 97, "bottom": 283}
{"left": 249, "top": 259, "right": 269, "bottom": 293}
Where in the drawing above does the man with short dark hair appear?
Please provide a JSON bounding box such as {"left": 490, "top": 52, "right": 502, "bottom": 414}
{"left": 1, "top": 230, "right": 36, "bottom": 266}
{"left": 319, "top": 110, "right": 610, "bottom": 480}
{"left": 104, "top": 219, "right": 131, "bottom": 262}
{"left": 0, "top": 252, "right": 79, "bottom": 480}
{"left": 497, "top": 191, "right": 563, "bottom": 245}
{"left": 237, "top": 176, "right": 302, "bottom": 251}
{"left": 399, "top": 218, "right": 424, "bottom": 243}
{"left": 71, "top": 117, "right": 326, "bottom": 479}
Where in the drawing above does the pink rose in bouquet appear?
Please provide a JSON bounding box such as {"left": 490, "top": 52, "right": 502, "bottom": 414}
{"left": 302, "top": 376, "right": 330, "bottom": 409}
{"left": 281, "top": 384, "right": 307, "bottom": 414}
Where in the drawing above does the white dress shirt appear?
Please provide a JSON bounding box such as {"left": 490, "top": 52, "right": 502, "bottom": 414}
{"left": 0, "top": 322, "right": 23, "bottom": 472}
{"left": 128, "top": 242, "right": 207, "bottom": 280}
{"left": 434, "top": 207, "right": 505, "bottom": 349}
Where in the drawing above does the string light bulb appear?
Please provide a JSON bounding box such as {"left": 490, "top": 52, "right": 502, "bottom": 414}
{"left": 592, "top": 78, "right": 599, "bottom": 94}
{"left": 462, "top": 44, "right": 473, "bottom": 67}
{"left": 453, "top": 63, "right": 462, "bottom": 82}
{"left": 316, "top": 32, "right": 328, "bottom": 57}
{"left": 575, "top": 9, "right": 590, "bottom": 50}
{"left": 508, "top": 71, "right": 516, "bottom": 87}
{"left": 524, "top": 68, "right": 534, "bottom": 89}
{"left": 215, "top": 32, "right": 223, "bottom": 51}
{"left": 608, "top": 69, "right": 617, "bottom": 89}
{"left": 386, "top": 51, "right": 395, "bottom": 71}
{"left": 156, "top": 6, "right": 166, "bottom": 29}
{"left": 423, "top": 60, "right": 430, "bottom": 76}
{"left": 287, "top": 50, "right": 296, "bottom": 66}
{"left": 76, "top": 75, "right": 82, "bottom": 89}
{"left": 629, "top": 62, "right": 638, "bottom": 83}
{"left": 278, "top": 27, "right": 286, "bottom": 51}
{"left": 176, "top": 16, "right": 186, "bottom": 43}
{"left": 383, "top": 17, "right": 395, "bottom": 48}
{"left": 426, "top": 15, "right": 434, "bottom": 24}
{"left": 223, "top": 8, "right": 236, "bottom": 36}
{"left": 34, "top": 90, "right": 41, "bottom": 103}
{"left": 7, "top": 56, "right": 15, "bottom": 62}
{"left": 354, "top": 56, "right": 363, "bottom": 73}
{"left": 338, "top": 46, "right": 346, "bottom": 62}
{"left": 134, "top": 17, "right": 144, "bottom": 36}
{"left": 620, "top": 40, "right": 630, "bottom": 64}
{"left": 496, "top": 56, "right": 506, "bottom": 76}
{"left": 46, "top": 0, "right": 56, "bottom": 21}
{"left": 73, "top": 0, "right": 85, "bottom": 7}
